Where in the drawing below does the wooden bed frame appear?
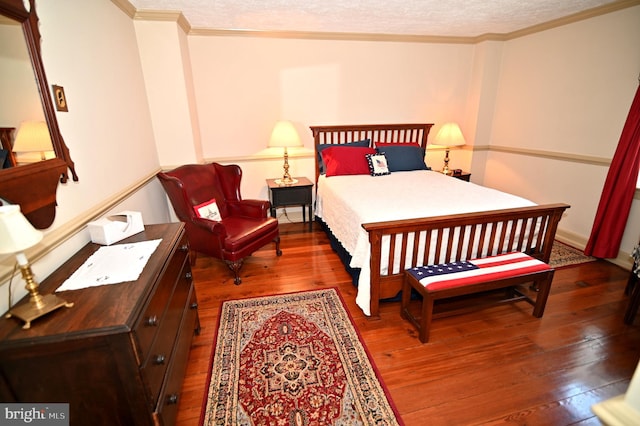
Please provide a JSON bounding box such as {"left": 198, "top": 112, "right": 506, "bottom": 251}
{"left": 311, "top": 123, "right": 570, "bottom": 317}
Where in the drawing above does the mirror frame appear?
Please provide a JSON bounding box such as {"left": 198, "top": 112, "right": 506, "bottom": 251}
{"left": 0, "top": 0, "right": 77, "bottom": 229}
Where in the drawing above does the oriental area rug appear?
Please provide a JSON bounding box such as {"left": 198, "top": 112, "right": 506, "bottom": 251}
{"left": 200, "top": 288, "right": 402, "bottom": 426}
{"left": 549, "top": 241, "right": 596, "bottom": 269}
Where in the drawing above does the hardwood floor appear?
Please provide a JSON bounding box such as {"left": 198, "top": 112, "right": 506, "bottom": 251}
{"left": 176, "top": 222, "right": 640, "bottom": 425}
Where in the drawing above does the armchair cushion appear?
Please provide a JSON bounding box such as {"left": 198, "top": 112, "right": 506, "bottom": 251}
{"left": 221, "top": 216, "right": 280, "bottom": 255}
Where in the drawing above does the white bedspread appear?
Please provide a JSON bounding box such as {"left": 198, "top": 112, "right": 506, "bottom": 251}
{"left": 315, "top": 170, "right": 536, "bottom": 315}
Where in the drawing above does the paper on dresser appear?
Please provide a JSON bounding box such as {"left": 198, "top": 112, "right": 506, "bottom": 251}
{"left": 55, "top": 239, "right": 162, "bottom": 292}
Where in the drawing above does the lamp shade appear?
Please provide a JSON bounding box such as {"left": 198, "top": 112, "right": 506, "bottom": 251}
{"left": 12, "top": 121, "right": 54, "bottom": 153}
{"left": 0, "top": 205, "right": 43, "bottom": 255}
{"left": 432, "top": 123, "right": 466, "bottom": 147}
{"left": 268, "top": 121, "right": 302, "bottom": 148}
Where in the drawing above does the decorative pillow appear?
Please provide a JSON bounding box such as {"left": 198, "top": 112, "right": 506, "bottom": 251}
{"left": 321, "top": 146, "right": 376, "bottom": 177}
{"left": 375, "top": 142, "right": 421, "bottom": 149}
{"left": 366, "top": 153, "right": 390, "bottom": 176}
{"left": 377, "top": 145, "right": 429, "bottom": 172}
{"left": 193, "top": 198, "right": 222, "bottom": 221}
{"left": 317, "top": 139, "right": 370, "bottom": 174}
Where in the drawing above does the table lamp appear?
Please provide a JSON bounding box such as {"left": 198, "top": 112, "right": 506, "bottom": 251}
{"left": 432, "top": 122, "right": 466, "bottom": 175}
{"left": 12, "top": 121, "right": 55, "bottom": 163}
{"left": 0, "top": 205, "right": 73, "bottom": 329}
{"left": 268, "top": 120, "right": 302, "bottom": 186}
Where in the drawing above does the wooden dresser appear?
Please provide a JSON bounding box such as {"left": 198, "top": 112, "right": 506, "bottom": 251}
{"left": 0, "top": 223, "right": 200, "bottom": 425}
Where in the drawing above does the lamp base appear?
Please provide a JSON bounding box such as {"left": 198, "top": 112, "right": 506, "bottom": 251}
{"left": 6, "top": 293, "right": 74, "bottom": 329}
{"left": 274, "top": 177, "right": 298, "bottom": 186}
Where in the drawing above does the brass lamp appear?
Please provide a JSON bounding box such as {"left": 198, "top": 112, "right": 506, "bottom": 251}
{"left": 268, "top": 120, "right": 302, "bottom": 186}
{"left": 12, "top": 121, "right": 55, "bottom": 163}
{"left": 0, "top": 205, "right": 73, "bottom": 329}
{"left": 432, "top": 122, "right": 466, "bottom": 175}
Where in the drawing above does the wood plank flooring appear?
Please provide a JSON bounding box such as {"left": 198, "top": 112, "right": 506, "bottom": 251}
{"left": 176, "top": 222, "right": 640, "bottom": 426}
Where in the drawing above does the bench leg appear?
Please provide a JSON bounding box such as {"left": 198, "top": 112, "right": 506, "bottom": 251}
{"left": 419, "top": 295, "right": 435, "bottom": 343}
{"left": 401, "top": 277, "right": 412, "bottom": 315}
{"left": 532, "top": 270, "right": 555, "bottom": 317}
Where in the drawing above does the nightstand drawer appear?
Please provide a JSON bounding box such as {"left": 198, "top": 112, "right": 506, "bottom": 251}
{"left": 271, "top": 186, "right": 312, "bottom": 205}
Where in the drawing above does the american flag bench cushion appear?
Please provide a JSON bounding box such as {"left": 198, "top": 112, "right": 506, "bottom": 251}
{"left": 406, "top": 252, "right": 552, "bottom": 292}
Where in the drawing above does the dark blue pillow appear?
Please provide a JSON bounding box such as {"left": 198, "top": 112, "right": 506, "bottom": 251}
{"left": 377, "top": 145, "right": 428, "bottom": 172}
{"left": 317, "top": 139, "right": 370, "bottom": 174}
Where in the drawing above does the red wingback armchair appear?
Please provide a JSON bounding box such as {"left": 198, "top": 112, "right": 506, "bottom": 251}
{"left": 157, "top": 163, "right": 281, "bottom": 284}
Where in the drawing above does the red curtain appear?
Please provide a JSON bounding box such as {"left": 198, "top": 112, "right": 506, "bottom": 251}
{"left": 585, "top": 85, "right": 640, "bottom": 258}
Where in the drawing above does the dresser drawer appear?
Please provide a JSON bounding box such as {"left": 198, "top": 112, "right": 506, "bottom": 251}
{"left": 155, "top": 284, "right": 199, "bottom": 425}
{"left": 141, "top": 255, "right": 192, "bottom": 403}
{"left": 134, "top": 242, "right": 189, "bottom": 363}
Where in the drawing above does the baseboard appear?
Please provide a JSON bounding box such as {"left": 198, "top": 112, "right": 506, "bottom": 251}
{"left": 555, "top": 229, "right": 633, "bottom": 271}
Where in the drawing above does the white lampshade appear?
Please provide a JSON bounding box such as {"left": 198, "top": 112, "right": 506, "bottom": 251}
{"left": 13, "top": 121, "right": 53, "bottom": 153}
{"left": 0, "top": 205, "right": 43, "bottom": 255}
{"left": 432, "top": 122, "right": 466, "bottom": 147}
{"left": 268, "top": 121, "right": 302, "bottom": 148}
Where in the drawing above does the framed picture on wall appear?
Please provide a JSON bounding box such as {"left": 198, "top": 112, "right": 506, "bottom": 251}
{"left": 52, "top": 85, "right": 68, "bottom": 112}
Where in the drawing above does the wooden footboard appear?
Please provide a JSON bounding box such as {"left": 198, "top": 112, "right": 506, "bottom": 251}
{"left": 362, "top": 203, "right": 570, "bottom": 317}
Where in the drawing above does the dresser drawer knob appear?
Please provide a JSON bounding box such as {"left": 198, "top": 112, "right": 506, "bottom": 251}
{"left": 190, "top": 302, "right": 198, "bottom": 310}
{"left": 180, "top": 244, "right": 189, "bottom": 252}
{"left": 167, "top": 393, "right": 179, "bottom": 405}
{"left": 185, "top": 271, "right": 192, "bottom": 280}
{"left": 145, "top": 315, "right": 158, "bottom": 326}
{"left": 154, "top": 354, "right": 166, "bottom": 365}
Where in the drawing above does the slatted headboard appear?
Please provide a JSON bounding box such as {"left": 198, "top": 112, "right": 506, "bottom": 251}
{"left": 309, "top": 123, "right": 434, "bottom": 183}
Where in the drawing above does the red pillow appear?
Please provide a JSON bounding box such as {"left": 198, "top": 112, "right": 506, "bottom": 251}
{"left": 375, "top": 142, "right": 421, "bottom": 148}
{"left": 321, "top": 146, "right": 376, "bottom": 177}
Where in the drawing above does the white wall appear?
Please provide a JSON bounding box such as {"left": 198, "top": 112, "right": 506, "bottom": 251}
{"left": 187, "top": 36, "right": 475, "bottom": 169}
{"left": 134, "top": 19, "right": 203, "bottom": 167}
{"left": 485, "top": 5, "right": 640, "bottom": 261}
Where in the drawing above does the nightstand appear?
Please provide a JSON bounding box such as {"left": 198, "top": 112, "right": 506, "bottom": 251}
{"left": 266, "top": 177, "right": 314, "bottom": 230}
{"left": 439, "top": 170, "right": 471, "bottom": 182}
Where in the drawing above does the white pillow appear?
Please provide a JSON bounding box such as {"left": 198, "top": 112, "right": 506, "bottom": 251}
{"left": 366, "top": 153, "right": 390, "bottom": 176}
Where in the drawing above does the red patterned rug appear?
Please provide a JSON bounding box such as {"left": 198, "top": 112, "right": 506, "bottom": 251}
{"left": 200, "top": 288, "right": 402, "bottom": 425}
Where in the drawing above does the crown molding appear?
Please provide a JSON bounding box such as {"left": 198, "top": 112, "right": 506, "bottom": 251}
{"left": 111, "top": 0, "right": 136, "bottom": 19}
{"left": 188, "top": 28, "right": 476, "bottom": 44}
{"left": 111, "top": 0, "right": 191, "bottom": 33}
{"left": 504, "top": 0, "right": 640, "bottom": 40}
{"left": 114, "top": 0, "right": 640, "bottom": 44}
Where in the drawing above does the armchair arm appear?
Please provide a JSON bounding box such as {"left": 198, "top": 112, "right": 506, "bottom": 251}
{"left": 227, "top": 199, "right": 271, "bottom": 218}
{"left": 192, "top": 217, "right": 228, "bottom": 238}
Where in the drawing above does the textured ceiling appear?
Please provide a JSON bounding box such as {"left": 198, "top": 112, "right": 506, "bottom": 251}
{"left": 127, "top": 0, "right": 622, "bottom": 37}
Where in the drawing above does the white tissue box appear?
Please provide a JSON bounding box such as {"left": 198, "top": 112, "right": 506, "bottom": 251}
{"left": 88, "top": 211, "right": 144, "bottom": 245}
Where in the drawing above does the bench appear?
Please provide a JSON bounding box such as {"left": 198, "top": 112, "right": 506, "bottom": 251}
{"left": 401, "top": 251, "right": 555, "bottom": 343}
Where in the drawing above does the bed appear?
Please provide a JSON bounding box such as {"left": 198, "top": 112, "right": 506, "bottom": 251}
{"left": 310, "top": 123, "right": 570, "bottom": 316}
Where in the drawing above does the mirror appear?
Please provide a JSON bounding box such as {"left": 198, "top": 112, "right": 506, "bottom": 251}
{"left": 0, "top": 0, "right": 77, "bottom": 229}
